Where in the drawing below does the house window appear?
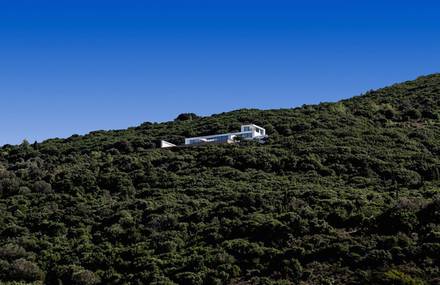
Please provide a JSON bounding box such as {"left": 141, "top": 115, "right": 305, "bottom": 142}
{"left": 243, "top": 127, "right": 251, "bottom": 132}
{"left": 213, "top": 135, "right": 229, "bottom": 142}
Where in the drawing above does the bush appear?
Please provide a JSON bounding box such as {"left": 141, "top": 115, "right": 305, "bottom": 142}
{"left": 175, "top": 272, "right": 203, "bottom": 285}
{"left": 10, "top": 259, "right": 44, "bottom": 282}
{"left": 382, "top": 269, "right": 425, "bottom": 285}
{"left": 33, "top": 180, "right": 52, "bottom": 193}
{"left": 72, "top": 269, "right": 101, "bottom": 285}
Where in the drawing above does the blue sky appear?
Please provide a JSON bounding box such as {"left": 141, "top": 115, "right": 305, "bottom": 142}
{"left": 0, "top": 0, "right": 439, "bottom": 145}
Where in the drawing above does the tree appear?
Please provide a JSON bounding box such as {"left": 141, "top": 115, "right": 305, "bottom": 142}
{"left": 175, "top": 113, "right": 200, "bottom": 121}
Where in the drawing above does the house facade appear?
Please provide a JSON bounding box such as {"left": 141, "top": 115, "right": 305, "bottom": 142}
{"left": 184, "top": 124, "right": 267, "bottom": 145}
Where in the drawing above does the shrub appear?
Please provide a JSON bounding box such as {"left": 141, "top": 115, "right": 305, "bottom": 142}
{"left": 10, "top": 259, "right": 44, "bottom": 282}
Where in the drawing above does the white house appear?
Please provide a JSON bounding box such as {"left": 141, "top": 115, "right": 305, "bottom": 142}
{"left": 184, "top": 124, "right": 267, "bottom": 146}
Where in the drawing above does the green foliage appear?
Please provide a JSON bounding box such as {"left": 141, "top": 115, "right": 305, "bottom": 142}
{"left": 0, "top": 74, "right": 440, "bottom": 284}
{"left": 175, "top": 113, "right": 200, "bottom": 122}
{"left": 382, "top": 269, "right": 425, "bottom": 285}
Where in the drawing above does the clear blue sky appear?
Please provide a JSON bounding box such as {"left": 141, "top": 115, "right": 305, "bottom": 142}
{"left": 1, "top": 0, "right": 439, "bottom": 145}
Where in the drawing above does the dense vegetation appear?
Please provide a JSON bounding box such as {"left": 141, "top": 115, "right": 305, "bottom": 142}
{"left": 1, "top": 74, "right": 440, "bottom": 285}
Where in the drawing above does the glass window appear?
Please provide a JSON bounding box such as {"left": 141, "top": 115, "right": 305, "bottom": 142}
{"left": 210, "top": 135, "right": 229, "bottom": 143}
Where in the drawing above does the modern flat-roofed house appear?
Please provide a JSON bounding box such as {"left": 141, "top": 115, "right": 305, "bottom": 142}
{"left": 184, "top": 124, "right": 267, "bottom": 146}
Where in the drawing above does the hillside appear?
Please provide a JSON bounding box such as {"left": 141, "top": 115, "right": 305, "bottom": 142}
{"left": 1, "top": 74, "right": 440, "bottom": 285}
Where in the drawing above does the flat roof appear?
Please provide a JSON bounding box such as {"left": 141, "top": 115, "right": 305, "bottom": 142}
{"left": 186, "top": 131, "right": 252, "bottom": 141}
{"left": 242, "top": 124, "right": 265, "bottom": 129}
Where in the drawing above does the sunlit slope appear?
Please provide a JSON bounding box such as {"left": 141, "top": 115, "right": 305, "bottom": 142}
{"left": 0, "top": 74, "right": 439, "bottom": 284}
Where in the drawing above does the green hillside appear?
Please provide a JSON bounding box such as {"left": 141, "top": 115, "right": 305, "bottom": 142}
{"left": 1, "top": 74, "right": 440, "bottom": 285}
